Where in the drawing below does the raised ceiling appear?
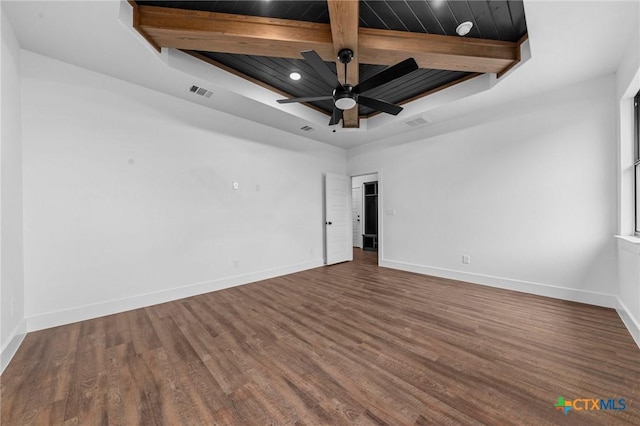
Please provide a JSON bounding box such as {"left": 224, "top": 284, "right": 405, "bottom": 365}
{"left": 131, "top": 0, "right": 527, "bottom": 128}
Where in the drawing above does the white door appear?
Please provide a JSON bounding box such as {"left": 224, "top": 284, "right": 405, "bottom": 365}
{"left": 352, "top": 187, "right": 362, "bottom": 248}
{"left": 325, "top": 173, "right": 353, "bottom": 265}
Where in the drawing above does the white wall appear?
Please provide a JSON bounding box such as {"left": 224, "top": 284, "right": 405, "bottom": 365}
{"left": 352, "top": 173, "right": 378, "bottom": 189}
{"left": 349, "top": 74, "right": 619, "bottom": 307}
{"left": 615, "top": 20, "right": 640, "bottom": 346}
{"left": 21, "top": 51, "right": 345, "bottom": 330}
{"left": 1, "top": 7, "right": 26, "bottom": 372}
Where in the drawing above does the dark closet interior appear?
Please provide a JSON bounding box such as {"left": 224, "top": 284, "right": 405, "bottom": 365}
{"left": 363, "top": 181, "right": 378, "bottom": 251}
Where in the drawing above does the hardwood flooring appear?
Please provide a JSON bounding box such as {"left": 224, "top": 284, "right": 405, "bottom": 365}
{"left": 2, "top": 249, "right": 639, "bottom": 425}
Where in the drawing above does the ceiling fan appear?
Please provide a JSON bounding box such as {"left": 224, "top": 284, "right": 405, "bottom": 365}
{"left": 277, "top": 49, "right": 419, "bottom": 126}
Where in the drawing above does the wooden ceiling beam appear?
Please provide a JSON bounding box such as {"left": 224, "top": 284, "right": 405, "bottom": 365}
{"left": 327, "top": 0, "right": 359, "bottom": 128}
{"left": 134, "top": 5, "right": 519, "bottom": 75}
{"left": 135, "top": 5, "right": 335, "bottom": 61}
{"left": 359, "top": 28, "right": 518, "bottom": 74}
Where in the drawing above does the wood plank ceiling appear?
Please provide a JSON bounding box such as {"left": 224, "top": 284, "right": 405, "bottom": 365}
{"left": 132, "top": 1, "right": 528, "bottom": 128}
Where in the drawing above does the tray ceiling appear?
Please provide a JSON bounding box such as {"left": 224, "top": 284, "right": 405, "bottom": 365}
{"left": 132, "top": 1, "right": 527, "bottom": 128}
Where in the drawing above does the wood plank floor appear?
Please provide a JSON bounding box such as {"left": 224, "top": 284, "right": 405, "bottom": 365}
{"left": 2, "top": 249, "right": 639, "bottom": 425}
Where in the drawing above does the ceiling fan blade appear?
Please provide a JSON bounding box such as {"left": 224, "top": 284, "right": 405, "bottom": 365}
{"left": 329, "top": 107, "right": 343, "bottom": 125}
{"left": 301, "top": 50, "right": 341, "bottom": 89}
{"left": 358, "top": 96, "right": 403, "bottom": 115}
{"left": 353, "top": 58, "right": 419, "bottom": 95}
{"left": 277, "top": 95, "right": 334, "bottom": 104}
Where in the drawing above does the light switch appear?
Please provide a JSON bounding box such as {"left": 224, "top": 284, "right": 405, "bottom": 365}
{"left": 232, "top": 181, "right": 239, "bottom": 190}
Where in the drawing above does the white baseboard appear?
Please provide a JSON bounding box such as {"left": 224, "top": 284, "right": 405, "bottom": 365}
{"left": 8, "top": 258, "right": 639, "bottom": 372}
{"left": 382, "top": 257, "right": 640, "bottom": 350}
{"left": 1, "top": 318, "right": 27, "bottom": 374}
{"left": 379, "top": 259, "right": 618, "bottom": 308}
{"left": 27, "top": 259, "right": 324, "bottom": 332}
{"left": 616, "top": 297, "right": 640, "bottom": 349}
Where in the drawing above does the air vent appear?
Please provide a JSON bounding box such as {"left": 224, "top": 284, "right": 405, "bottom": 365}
{"left": 405, "top": 117, "right": 429, "bottom": 127}
{"left": 189, "top": 85, "right": 213, "bottom": 98}
{"left": 300, "top": 125, "right": 314, "bottom": 132}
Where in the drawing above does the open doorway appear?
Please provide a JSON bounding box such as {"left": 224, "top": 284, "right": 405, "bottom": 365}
{"left": 351, "top": 173, "right": 379, "bottom": 264}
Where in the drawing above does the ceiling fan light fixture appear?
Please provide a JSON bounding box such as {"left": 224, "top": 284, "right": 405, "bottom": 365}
{"left": 456, "top": 21, "right": 473, "bottom": 36}
{"left": 335, "top": 96, "right": 357, "bottom": 110}
{"left": 334, "top": 85, "right": 357, "bottom": 110}
{"left": 289, "top": 72, "right": 301, "bottom": 81}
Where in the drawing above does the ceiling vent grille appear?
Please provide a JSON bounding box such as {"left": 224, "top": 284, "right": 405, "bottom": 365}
{"left": 189, "top": 85, "right": 213, "bottom": 98}
{"left": 405, "top": 117, "right": 429, "bottom": 127}
{"left": 300, "top": 125, "right": 314, "bottom": 132}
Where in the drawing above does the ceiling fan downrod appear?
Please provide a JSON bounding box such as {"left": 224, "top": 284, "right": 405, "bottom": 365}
{"left": 335, "top": 49, "right": 356, "bottom": 109}
{"left": 337, "top": 48, "right": 354, "bottom": 86}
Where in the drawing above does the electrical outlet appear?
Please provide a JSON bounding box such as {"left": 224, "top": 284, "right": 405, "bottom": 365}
{"left": 233, "top": 260, "right": 239, "bottom": 268}
{"left": 462, "top": 255, "right": 471, "bottom": 264}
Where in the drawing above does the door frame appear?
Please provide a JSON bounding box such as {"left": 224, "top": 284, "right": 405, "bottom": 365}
{"left": 351, "top": 171, "right": 383, "bottom": 264}
{"left": 352, "top": 186, "right": 363, "bottom": 248}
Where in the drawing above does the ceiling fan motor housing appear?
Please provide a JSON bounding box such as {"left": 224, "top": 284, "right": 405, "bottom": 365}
{"left": 333, "top": 84, "right": 357, "bottom": 110}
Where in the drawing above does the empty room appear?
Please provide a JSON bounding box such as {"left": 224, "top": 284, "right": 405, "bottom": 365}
{"left": 1, "top": 0, "right": 639, "bottom": 424}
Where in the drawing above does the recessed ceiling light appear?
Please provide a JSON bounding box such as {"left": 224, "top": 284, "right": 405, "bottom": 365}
{"left": 456, "top": 21, "right": 473, "bottom": 36}
{"left": 289, "top": 72, "right": 301, "bottom": 81}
